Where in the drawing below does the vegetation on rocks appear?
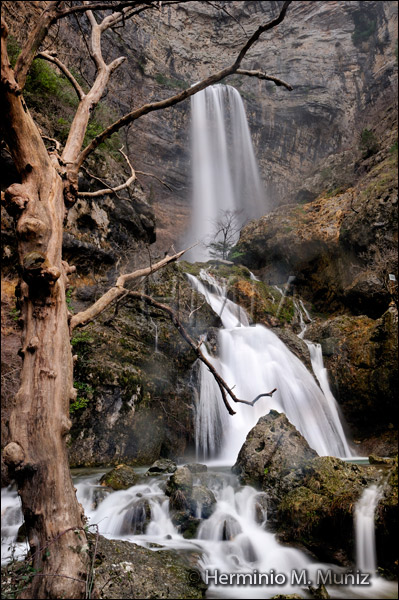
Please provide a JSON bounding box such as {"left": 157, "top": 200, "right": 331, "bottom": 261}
{"left": 234, "top": 410, "right": 397, "bottom": 569}
{"left": 99, "top": 464, "right": 139, "bottom": 490}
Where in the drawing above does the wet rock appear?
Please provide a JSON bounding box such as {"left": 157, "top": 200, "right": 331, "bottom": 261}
{"left": 147, "top": 458, "right": 177, "bottom": 475}
{"left": 277, "top": 456, "right": 369, "bottom": 563}
{"left": 166, "top": 467, "right": 216, "bottom": 534}
{"left": 172, "top": 512, "right": 201, "bottom": 539}
{"left": 120, "top": 498, "right": 152, "bottom": 535}
{"left": 100, "top": 464, "right": 139, "bottom": 490}
{"left": 306, "top": 309, "right": 398, "bottom": 444}
{"left": 369, "top": 455, "right": 395, "bottom": 465}
{"left": 254, "top": 492, "right": 268, "bottom": 524}
{"left": 188, "top": 485, "right": 216, "bottom": 519}
{"left": 232, "top": 410, "right": 317, "bottom": 512}
{"left": 166, "top": 466, "right": 193, "bottom": 495}
{"left": 220, "top": 515, "right": 242, "bottom": 541}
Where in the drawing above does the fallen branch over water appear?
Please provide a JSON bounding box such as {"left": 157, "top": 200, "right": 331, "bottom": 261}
{"left": 126, "top": 290, "right": 277, "bottom": 415}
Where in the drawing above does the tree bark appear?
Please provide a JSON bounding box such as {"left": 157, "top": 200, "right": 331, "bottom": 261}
{"left": 1, "top": 19, "right": 89, "bottom": 599}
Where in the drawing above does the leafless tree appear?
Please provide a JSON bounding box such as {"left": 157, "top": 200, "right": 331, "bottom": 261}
{"left": 207, "top": 209, "right": 245, "bottom": 260}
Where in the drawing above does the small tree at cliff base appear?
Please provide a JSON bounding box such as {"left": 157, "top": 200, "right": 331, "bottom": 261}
{"left": 0, "top": 2, "right": 292, "bottom": 597}
{"left": 207, "top": 209, "right": 244, "bottom": 260}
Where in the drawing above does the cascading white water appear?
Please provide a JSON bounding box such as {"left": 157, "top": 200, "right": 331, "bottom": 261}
{"left": 3, "top": 470, "right": 397, "bottom": 599}
{"left": 355, "top": 485, "right": 382, "bottom": 574}
{"left": 188, "top": 270, "right": 353, "bottom": 461}
{"left": 185, "top": 84, "right": 266, "bottom": 262}
{"left": 1, "top": 486, "right": 26, "bottom": 565}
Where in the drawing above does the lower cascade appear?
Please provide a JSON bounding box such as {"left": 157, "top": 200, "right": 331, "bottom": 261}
{"left": 355, "top": 485, "right": 382, "bottom": 574}
{"left": 2, "top": 269, "right": 395, "bottom": 599}
{"left": 187, "top": 270, "right": 353, "bottom": 461}
{"left": 2, "top": 470, "right": 396, "bottom": 599}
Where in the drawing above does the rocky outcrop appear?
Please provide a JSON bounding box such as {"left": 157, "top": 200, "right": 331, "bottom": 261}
{"left": 233, "top": 411, "right": 391, "bottom": 565}
{"left": 232, "top": 410, "right": 318, "bottom": 514}
{"left": 67, "top": 264, "right": 222, "bottom": 467}
{"left": 1, "top": 535, "right": 207, "bottom": 599}
{"left": 306, "top": 308, "right": 398, "bottom": 450}
{"left": 235, "top": 98, "right": 397, "bottom": 318}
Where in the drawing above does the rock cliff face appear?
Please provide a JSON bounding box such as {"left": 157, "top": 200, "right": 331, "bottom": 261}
{"left": 2, "top": 1, "right": 397, "bottom": 251}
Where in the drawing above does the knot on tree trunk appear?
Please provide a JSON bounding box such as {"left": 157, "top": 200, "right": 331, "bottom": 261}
{"left": 22, "top": 252, "right": 61, "bottom": 290}
{"left": 3, "top": 442, "right": 25, "bottom": 466}
{"left": 3, "top": 183, "right": 31, "bottom": 217}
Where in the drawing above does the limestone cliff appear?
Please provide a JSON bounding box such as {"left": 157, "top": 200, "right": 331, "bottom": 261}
{"left": 2, "top": 1, "right": 397, "bottom": 252}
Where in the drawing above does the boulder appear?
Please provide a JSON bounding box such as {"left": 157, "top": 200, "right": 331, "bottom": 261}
{"left": 166, "top": 466, "right": 193, "bottom": 495}
{"left": 166, "top": 467, "right": 216, "bottom": 533}
{"left": 277, "top": 456, "right": 368, "bottom": 562}
{"left": 233, "top": 410, "right": 377, "bottom": 564}
{"left": 188, "top": 485, "right": 216, "bottom": 519}
{"left": 146, "top": 458, "right": 177, "bottom": 475}
{"left": 100, "top": 464, "right": 139, "bottom": 490}
{"left": 232, "top": 410, "right": 317, "bottom": 513}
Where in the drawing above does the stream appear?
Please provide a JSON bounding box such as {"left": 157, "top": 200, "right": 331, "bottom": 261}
{"left": 2, "top": 466, "right": 397, "bottom": 599}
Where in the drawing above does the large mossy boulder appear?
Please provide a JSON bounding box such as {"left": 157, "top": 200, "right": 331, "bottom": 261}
{"left": 233, "top": 411, "right": 372, "bottom": 563}
{"left": 232, "top": 410, "right": 318, "bottom": 514}
{"left": 100, "top": 464, "right": 139, "bottom": 490}
{"left": 277, "top": 456, "right": 368, "bottom": 562}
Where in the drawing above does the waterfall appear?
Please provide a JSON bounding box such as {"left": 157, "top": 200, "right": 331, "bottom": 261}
{"left": 185, "top": 84, "right": 266, "bottom": 262}
{"left": 355, "top": 485, "right": 382, "bottom": 574}
{"left": 188, "top": 270, "right": 353, "bottom": 461}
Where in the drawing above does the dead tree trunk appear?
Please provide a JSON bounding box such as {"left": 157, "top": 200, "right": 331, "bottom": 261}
{"left": 1, "top": 20, "right": 89, "bottom": 599}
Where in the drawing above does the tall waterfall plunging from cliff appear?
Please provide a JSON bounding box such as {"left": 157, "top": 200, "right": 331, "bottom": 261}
{"left": 185, "top": 84, "right": 265, "bottom": 262}
{"left": 188, "top": 271, "right": 353, "bottom": 462}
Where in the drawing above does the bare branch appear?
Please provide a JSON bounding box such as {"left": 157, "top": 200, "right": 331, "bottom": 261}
{"left": 136, "top": 170, "right": 173, "bottom": 192}
{"left": 205, "top": 1, "right": 248, "bottom": 37}
{"left": 233, "top": 0, "right": 292, "bottom": 68}
{"left": 41, "top": 134, "right": 62, "bottom": 152}
{"left": 78, "top": 147, "right": 135, "bottom": 197}
{"left": 12, "top": 1, "right": 178, "bottom": 91}
{"left": 13, "top": 1, "right": 62, "bottom": 89}
{"left": 236, "top": 69, "right": 293, "bottom": 91}
{"left": 70, "top": 244, "right": 196, "bottom": 330}
{"left": 76, "top": 1, "right": 293, "bottom": 167}
{"left": 125, "top": 291, "right": 278, "bottom": 415}
{"left": 36, "top": 51, "right": 85, "bottom": 100}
